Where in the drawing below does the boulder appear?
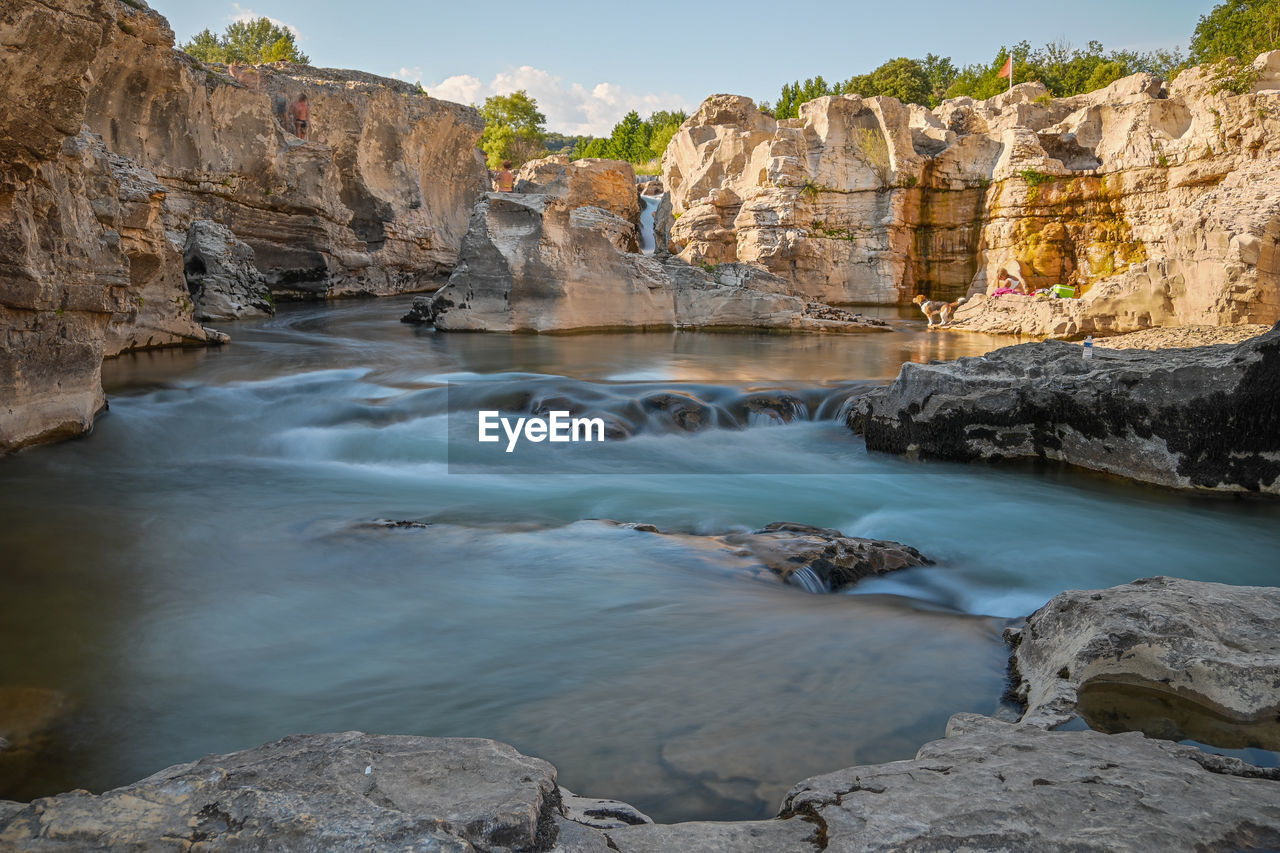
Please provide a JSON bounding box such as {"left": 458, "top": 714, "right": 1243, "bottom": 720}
{"left": 0, "top": 732, "right": 563, "bottom": 852}
{"left": 1007, "top": 576, "right": 1280, "bottom": 731}
{"left": 183, "top": 221, "right": 273, "bottom": 321}
{"left": 849, "top": 323, "right": 1280, "bottom": 493}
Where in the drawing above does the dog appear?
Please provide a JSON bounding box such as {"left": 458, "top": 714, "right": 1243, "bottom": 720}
{"left": 913, "top": 294, "right": 967, "bottom": 327}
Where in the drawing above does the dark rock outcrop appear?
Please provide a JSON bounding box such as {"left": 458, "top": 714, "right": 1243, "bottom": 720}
{"left": 183, "top": 221, "right": 273, "bottom": 321}
{"left": 849, "top": 323, "right": 1280, "bottom": 494}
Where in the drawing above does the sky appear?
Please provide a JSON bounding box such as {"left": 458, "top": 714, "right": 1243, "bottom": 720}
{"left": 153, "top": 0, "right": 1216, "bottom": 136}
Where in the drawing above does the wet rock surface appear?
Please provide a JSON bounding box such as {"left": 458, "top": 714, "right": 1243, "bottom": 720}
{"left": 849, "top": 322, "right": 1280, "bottom": 493}
{"left": 1007, "top": 576, "right": 1280, "bottom": 732}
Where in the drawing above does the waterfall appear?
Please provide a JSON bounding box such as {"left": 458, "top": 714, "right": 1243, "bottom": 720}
{"left": 787, "top": 565, "right": 829, "bottom": 594}
{"left": 638, "top": 194, "right": 660, "bottom": 254}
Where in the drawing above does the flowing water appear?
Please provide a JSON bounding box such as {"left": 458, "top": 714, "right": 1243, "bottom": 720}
{"left": 638, "top": 193, "right": 660, "bottom": 254}
{"left": 2, "top": 297, "right": 1278, "bottom": 822}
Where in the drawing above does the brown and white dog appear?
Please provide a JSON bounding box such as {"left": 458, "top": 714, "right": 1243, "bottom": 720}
{"left": 913, "top": 294, "right": 967, "bottom": 327}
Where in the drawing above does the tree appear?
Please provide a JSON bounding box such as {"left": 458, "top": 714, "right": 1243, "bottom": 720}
{"left": 479, "top": 90, "right": 547, "bottom": 169}
{"left": 843, "top": 57, "right": 933, "bottom": 105}
{"left": 1190, "top": 0, "right": 1280, "bottom": 64}
{"left": 180, "top": 17, "right": 309, "bottom": 65}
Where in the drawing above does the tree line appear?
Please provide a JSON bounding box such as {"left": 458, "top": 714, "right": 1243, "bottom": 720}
{"left": 766, "top": 0, "right": 1280, "bottom": 117}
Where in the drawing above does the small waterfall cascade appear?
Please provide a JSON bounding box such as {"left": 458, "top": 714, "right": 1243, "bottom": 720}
{"left": 786, "top": 565, "right": 829, "bottom": 594}
{"left": 638, "top": 193, "right": 661, "bottom": 254}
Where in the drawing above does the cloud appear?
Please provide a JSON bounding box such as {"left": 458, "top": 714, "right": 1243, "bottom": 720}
{"left": 413, "top": 65, "right": 691, "bottom": 136}
{"left": 228, "top": 3, "right": 301, "bottom": 39}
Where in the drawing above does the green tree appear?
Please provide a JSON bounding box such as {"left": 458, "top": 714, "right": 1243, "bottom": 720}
{"left": 1190, "top": 0, "right": 1280, "bottom": 64}
{"left": 842, "top": 57, "right": 932, "bottom": 105}
{"left": 180, "top": 17, "right": 309, "bottom": 65}
{"left": 479, "top": 90, "right": 547, "bottom": 168}
{"left": 920, "top": 53, "right": 958, "bottom": 105}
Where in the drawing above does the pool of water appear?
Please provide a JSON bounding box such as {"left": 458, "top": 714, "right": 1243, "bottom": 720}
{"left": 2, "top": 297, "right": 1277, "bottom": 822}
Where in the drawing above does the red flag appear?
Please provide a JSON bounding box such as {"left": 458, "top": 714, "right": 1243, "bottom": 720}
{"left": 998, "top": 55, "right": 1013, "bottom": 79}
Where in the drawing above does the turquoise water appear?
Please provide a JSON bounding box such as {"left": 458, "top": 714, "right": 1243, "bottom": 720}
{"left": 1, "top": 297, "right": 1277, "bottom": 822}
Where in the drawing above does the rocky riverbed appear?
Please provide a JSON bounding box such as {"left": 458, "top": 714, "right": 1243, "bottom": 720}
{"left": 4, "top": 576, "right": 1277, "bottom": 851}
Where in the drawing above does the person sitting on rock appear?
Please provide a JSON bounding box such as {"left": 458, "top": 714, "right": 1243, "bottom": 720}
{"left": 494, "top": 160, "right": 515, "bottom": 193}
{"left": 991, "top": 268, "right": 1029, "bottom": 296}
{"left": 289, "top": 94, "right": 309, "bottom": 140}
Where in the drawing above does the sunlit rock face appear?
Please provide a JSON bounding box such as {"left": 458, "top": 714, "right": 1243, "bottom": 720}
{"left": 424, "top": 157, "right": 894, "bottom": 334}
{"left": 0, "top": 0, "right": 487, "bottom": 452}
{"left": 663, "top": 59, "right": 1280, "bottom": 335}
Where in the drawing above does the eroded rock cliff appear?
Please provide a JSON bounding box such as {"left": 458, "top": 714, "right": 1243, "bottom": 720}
{"left": 663, "top": 56, "right": 1280, "bottom": 336}
{"left": 420, "top": 157, "right": 891, "bottom": 333}
{"left": 1, "top": 0, "right": 486, "bottom": 452}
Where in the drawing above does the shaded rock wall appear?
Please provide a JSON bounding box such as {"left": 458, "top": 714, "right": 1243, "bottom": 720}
{"left": 663, "top": 58, "right": 1280, "bottom": 334}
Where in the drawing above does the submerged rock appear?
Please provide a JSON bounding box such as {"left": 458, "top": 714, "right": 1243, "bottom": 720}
{"left": 183, "top": 221, "right": 273, "bottom": 321}
{"left": 608, "top": 520, "right": 929, "bottom": 592}
{"left": 1007, "top": 576, "right": 1280, "bottom": 734}
{"left": 849, "top": 322, "right": 1280, "bottom": 493}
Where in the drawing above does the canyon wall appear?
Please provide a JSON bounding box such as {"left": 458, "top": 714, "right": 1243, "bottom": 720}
{"left": 663, "top": 55, "right": 1280, "bottom": 334}
{"left": 0, "top": 0, "right": 487, "bottom": 452}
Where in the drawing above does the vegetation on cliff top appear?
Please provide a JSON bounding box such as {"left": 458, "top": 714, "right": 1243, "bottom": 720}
{"left": 479, "top": 91, "right": 548, "bottom": 169}
{"left": 181, "top": 17, "right": 309, "bottom": 65}
{"left": 765, "top": 0, "right": 1279, "bottom": 115}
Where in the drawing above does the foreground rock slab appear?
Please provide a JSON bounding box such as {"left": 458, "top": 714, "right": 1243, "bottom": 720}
{"left": 850, "top": 322, "right": 1280, "bottom": 493}
{"left": 0, "top": 732, "right": 561, "bottom": 852}
{"left": 781, "top": 713, "right": 1280, "bottom": 852}
{"left": 1008, "top": 576, "right": 1280, "bottom": 731}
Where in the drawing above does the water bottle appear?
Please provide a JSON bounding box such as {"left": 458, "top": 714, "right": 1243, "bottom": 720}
{"left": 1082, "top": 336, "right": 1094, "bottom": 359}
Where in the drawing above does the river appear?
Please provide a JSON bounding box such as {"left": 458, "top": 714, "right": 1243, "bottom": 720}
{"left": 2, "top": 297, "right": 1278, "bottom": 822}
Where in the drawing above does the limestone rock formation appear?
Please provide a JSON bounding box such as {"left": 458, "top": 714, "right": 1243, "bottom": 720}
{"left": 183, "top": 221, "right": 273, "bottom": 321}
{"left": 1007, "top": 576, "right": 1280, "bottom": 733}
{"left": 662, "top": 61, "right": 1280, "bottom": 335}
{"left": 421, "top": 157, "right": 891, "bottom": 333}
{"left": 1, "top": 0, "right": 486, "bottom": 452}
{"left": 779, "top": 712, "right": 1280, "bottom": 852}
{"left": 848, "top": 323, "right": 1280, "bottom": 493}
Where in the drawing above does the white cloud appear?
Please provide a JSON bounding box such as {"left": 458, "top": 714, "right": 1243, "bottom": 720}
{"left": 228, "top": 3, "right": 302, "bottom": 39}
{"left": 417, "top": 65, "right": 691, "bottom": 136}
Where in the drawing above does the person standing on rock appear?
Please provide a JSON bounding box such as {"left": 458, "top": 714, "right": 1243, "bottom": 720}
{"left": 289, "top": 94, "right": 310, "bottom": 140}
{"left": 494, "top": 160, "right": 515, "bottom": 192}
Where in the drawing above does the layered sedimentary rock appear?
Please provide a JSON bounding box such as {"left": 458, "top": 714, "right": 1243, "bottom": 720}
{"left": 1007, "top": 576, "right": 1280, "bottom": 733}
{"left": 848, "top": 323, "right": 1280, "bottom": 493}
{"left": 80, "top": 3, "right": 488, "bottom": 298}
{"left": 420, "top": 157, "right": 890, "bottom": 333}
{"left": 663, "top": 55, "right": 1280, "bottom": 335}
{"left": 1, "top": 0, "right": 486, "bottom": 452}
